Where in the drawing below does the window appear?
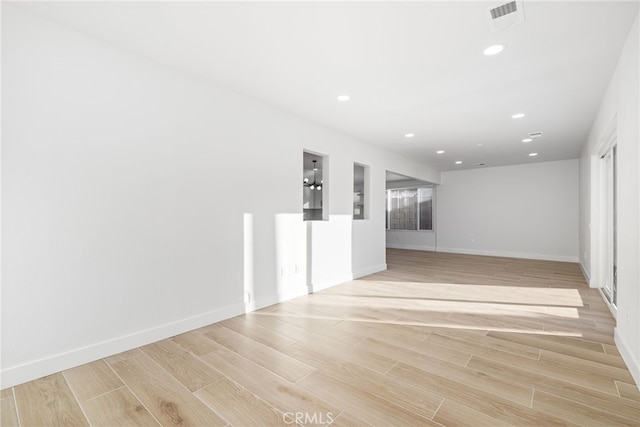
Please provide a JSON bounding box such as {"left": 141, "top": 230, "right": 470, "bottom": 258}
{"left": 386, "top": 187, "right": 433, "bottom": 231}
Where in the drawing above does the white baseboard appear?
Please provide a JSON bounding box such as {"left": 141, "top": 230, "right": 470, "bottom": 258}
{"left": 615, "top": 327, "right": 640, "bottom": 390}
{"left": 247, "top": 286, "right": 313, "bottom": 313}
{"left": 386, "top": 243, "right": 436, "bottom": 251}
{"left": 245, "top": 295, "right": 280, "bottom": 313}
{"left": 309, "top": 274, "right": 354, "bottom": 293}
{"left": 0, "top": 303, "right": 244, "bottom": 389}
{"left": 598, "top": 287, "right": 617, "bottom": 318}
{"left": 579, "top": 262, "right": 592, "bottom": 286}
{"left": 434, "top": 246, "right": 579, "bottom": 263}
{"left": 248, "top": 265, "right": 386, "bottom": 313}
{"left": 353, "top": 263, "right": 387, "bottom": 279}
{"left": 279, "top": 286, "right": 313, "bottom": 302}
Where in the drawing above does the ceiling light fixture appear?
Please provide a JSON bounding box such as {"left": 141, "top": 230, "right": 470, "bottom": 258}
{"left": 483, "top": 44, "right": 505, "bottom": 56}
{"left": 404, "top": 133, "right": 415, "bottom": 138}
{"left": 529, "top": 153, "right": 538, "bottom": 157}
{"left": 337, "top": 95, "right": 350, "bottom": 102}
{"left": 303, "top": 160, "right": 322, "bottom": 191}
{"left": 512, "top": 113, "right": 525, "bottom": 119}
{"left": 522, "top": 138, "right": 532, "bottom": 143}
{"left": 436, "top": 150, "right": 445, "bottom": 154}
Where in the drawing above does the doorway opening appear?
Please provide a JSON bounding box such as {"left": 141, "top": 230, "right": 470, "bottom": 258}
{"left": 598, "top": 143, "right": 617, "bottom": 306}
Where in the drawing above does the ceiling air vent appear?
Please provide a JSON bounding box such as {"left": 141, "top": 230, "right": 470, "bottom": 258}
{"left": 472, "top": 162, "right": 487, "bottom": 166}
{"left": 528, "top": 131, "right": 543, "bottom": 138}
{"left": 490, "top": 1, "right": 517, "bottom": 19}
{"left": 485, "top": 0, "right": 525, "bottom": 32}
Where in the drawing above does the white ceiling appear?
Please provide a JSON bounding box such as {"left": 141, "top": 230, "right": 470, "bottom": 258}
{"left": 13, "top": 1, "right": 639, "bottom": 171}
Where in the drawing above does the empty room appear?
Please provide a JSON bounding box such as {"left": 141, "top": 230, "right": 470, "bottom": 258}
{"left": 1, "top": 1, "right": 639, "bottom": 426}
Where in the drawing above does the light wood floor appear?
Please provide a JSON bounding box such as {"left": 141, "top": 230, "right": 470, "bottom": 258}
{"left": 2, "top": 249, "right": 639, "bottom": 426}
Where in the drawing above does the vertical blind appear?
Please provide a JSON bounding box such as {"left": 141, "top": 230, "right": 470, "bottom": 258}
{"left": 386, "top": 187, "right": 433, "bottom": 231}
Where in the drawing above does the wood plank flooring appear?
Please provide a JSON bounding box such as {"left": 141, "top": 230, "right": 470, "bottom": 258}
{"left": 3, "top": 249, "right": 639, "bottom": 426}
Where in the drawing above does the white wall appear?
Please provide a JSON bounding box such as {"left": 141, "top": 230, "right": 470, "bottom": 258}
{"left": 386, "top": 230, "right": 437, "bottom": 251}
{"left": 436, "top": 160, "right": 579, "bottom": 262}
{"left": 1, "top": 6, "right": 440, "bottom": 387}
{"left": 579, "top": 13, "right": 639, "bottom": 387}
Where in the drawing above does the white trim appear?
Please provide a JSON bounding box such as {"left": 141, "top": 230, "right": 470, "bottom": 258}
{"left": 245, "top": 295, "right": 280, "bottom": 313}
{"left": 579, "top": 262, "right": 591, "bottom": 284}
{"left": 352, "top": 263, "right": 387, "bottom": 279}
{"left": 435, "top": 246, "right": 579, "bottom": 263}
{"left": 598, "top": 288, "right": 617, "bottom": 319}
{"left": 308, "top": 274, "right": 354, "bottom": 293}
{"left": 279, "top": 287, "right": 313, "bottom": 302}
{"left": 386, "top": 243, "right": 436, "bottom": 252}
{"left": 614, "top": 327, "right": 640, "bottom": 391}
{"left": 590, "top": 115, "right": 618, "bottom": 305}
{"left": 0, "top": 303, "right": 244, "bottom": 389}
{"left": 385, "top": 229, "right": 435, "bottom": 234}
{"left": 250, "top": 265, "right": 386, "bottom": 313}
{"left": 593, "top": 113, "right": 618, "bottom": 157}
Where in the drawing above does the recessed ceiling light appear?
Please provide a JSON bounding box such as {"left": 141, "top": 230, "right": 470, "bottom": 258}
{"left": 455, "top": 161, "right": 463, "bottom": 165}
{"left": 404, "top": 133, "right": 414, "bottom": 138}
{"left": 475, "top": 143, "right": 483, "bottom": 147}
{"left": 522, "top": 138, "right": 532, "bottom": 143}
{"left": 529, "top": 152, "right": 538, "bottom": 157}
{"left": 483, "top": 44, "right": 505, "bottom": 56}
{"left": 337, "top": 95, "right": 350, "bottom": 102}
{"left": 512, "top": 113, "right": 525, "bottom": 119}
{"left": 436, "top": 150, "right": 445, "bottom": 154}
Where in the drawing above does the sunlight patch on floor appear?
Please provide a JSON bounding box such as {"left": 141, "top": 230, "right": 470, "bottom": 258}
{"left": 252, "top": 311, "right": 584, "bottom": 337}
{"left": 336, "top": 280, "right": 585, "bottom": 307}
{"left": 306, "top": 294, "right": 581, "bottom": 319}
{"left": 254, "top": 278, "right": 593, "bottom": 338}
